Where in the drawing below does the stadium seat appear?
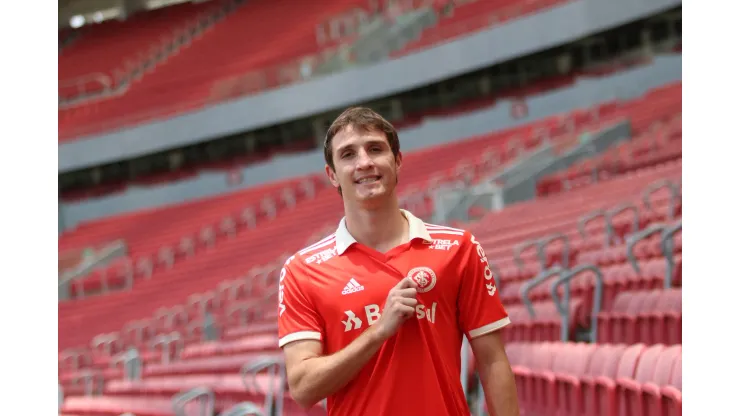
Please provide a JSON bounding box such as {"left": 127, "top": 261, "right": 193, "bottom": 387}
{"left": 59, "top": 74, "right": 682, "bottom": 416}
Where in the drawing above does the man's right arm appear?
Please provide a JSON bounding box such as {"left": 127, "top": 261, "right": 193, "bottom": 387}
{"left": 280, "top": 276, "right": 420, "bottom": 409}
{"left": 282, "top": 325, "right": 386, "bottom": 409}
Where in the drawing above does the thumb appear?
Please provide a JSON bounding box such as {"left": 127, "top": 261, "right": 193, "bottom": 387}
{"left": 398, "top": 276, "right": 418, "bottom": 290}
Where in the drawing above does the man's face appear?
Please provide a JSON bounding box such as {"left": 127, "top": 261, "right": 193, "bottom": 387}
{"left": 325, "top": 126, "right": 402, "bottom": 208}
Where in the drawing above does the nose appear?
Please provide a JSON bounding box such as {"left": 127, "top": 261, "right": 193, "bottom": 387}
{"left": 355, "top": 148, "right": 374, "bottom": 169}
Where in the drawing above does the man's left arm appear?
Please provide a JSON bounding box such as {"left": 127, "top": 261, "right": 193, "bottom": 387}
{"left": 469, "top": 331, "right": 520, "bottom": 416}
{"left": 457, "top": 232, "right": 520, "bottom": 416}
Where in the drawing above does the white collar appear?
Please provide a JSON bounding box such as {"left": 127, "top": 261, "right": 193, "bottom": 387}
{"left": 334, "top": 209, "right": 433, "bottom": 255}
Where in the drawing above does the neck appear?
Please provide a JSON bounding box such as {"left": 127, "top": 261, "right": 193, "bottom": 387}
{"left": 344, "top": 198, "right": 408, "bottom": 252}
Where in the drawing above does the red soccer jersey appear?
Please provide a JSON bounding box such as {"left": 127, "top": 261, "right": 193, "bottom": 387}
{"left": 278, "top": 209, "right": 510, "bottom": 415}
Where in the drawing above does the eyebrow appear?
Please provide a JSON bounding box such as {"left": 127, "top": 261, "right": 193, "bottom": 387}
{"left": 336, "top": 139, "right": 388, "bottom": 155}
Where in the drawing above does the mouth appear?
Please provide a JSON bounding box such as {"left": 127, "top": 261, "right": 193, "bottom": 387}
{"left": 355, "top": 175, "right": 381, "bottom": 185}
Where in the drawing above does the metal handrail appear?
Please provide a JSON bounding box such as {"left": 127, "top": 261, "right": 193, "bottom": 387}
{"left": 150, "top": 332, "right": 184, "bottom": 365}
{"left": 488, "top": 260, "right": 502, "bottom": 290}
{"left": 513, "top": 238, "right": 543, "bottom": 272}
{"left": 642, "top": 179, "right": 680, "bottom": 221}
{"left": 59, "top": 349, "right": 92, "bottom": 371}
{"left": 578, "top": 209, "right": 611, "bottom": 248}
{"left": 537, "top": 232, "right": 571, "bottom": 268}
{"left": 626, "top": 224, "right": 666, "bottom": 274}
{"left": 109, "top": 348, "right": 142, "bottom": 381}
{"left": 163, "top": 306, "right": 189, "bottom": 329}
{"left": 172, "top": 386, "right": 215, "bottom": 416}
{"left": 605, "top": 202, "right": 641, "bottom": 244}
{"left": 661, "top": 220, "right": 682, "bottom": 288}
{"left": 227, "top": 300, "right": 257, "bottom": 327}
{"left": 550, "top": 264, "right": 604, "bottom": 342}
{"left": 71, "top": 368, "right": 104, "bottom": 396}
{"left": 240, "top": 356, "right": 285, "bottom": 416}
{"left": 91, "top": 332, "right": 121, "bottom": 356}
{"left": 520, "top": 266, "right": 566, "bottom": 318}
{"left": 218, "top": 402, "right": 265, "bottom": 416}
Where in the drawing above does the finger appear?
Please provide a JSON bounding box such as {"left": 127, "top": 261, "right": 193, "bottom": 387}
{"left": 398, "top": 305, "right": 416, "bottom": 318}
{"left": 396, "top": 288, "right": 419, "bottom": 298}
{"left": 397, "top": 277, "right": 419, "bottom": 290}
{"left": 396, "top": 297, "right": 418, "bottom": 307}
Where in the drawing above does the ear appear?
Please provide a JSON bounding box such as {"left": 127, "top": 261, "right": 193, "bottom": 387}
{"left": 325, "top": 164, "right": 340, "bottom": 189}
{"left": 395, "top": 151, "right": 403, "bottom": 171}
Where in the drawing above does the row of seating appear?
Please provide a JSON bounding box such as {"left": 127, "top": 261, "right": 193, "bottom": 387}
{"left": 58, "top": 158, "right": 681, "bottom": 397}
{"left": 61, "top": 339, "right": 682, "bottom": 416}
{"left": 58, "top": 0, "right": 232, "bottom": 102}
{"left": 59, "top": 78, "right": 681, "bottom": 415}
{"left": 59, "top": 83, "right": 681, "bottom": 372}
{"left": 60, "top": 80, "right": 678, "bottom": 305}
{"left": 392, "top": 0, "right": 573, "bottom": 58}
{"left": 58, "top": 0, "right": 573, "bottom": 141}
{"left": 505, "top": 341, "right": 681, "bottom": 416}
{"left": 58, "top": 94, "right": 620, "bottom": 347}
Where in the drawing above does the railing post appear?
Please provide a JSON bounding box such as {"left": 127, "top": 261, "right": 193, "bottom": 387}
{"left": 513, "top": 239, "right": 543, "bottom": 273}
{"left": 520, "top": 266, "right": 565, "bottom": 318}
{"left": 605, "top": 202, "right": 641, "bottom": 244}
{"left": 241, "top": 357, "right": 285, "bottom": 416}
{"left": 661, "top": 221, "right": 682, "bottom": 288}
{"left": 550, "top": 264, "right": 604, "bottom": 342}
{"left": 626, "top": 224, "right": 667, "bottom": 274}
{"left": 642, "top": 179, "right": 680, "bottom": 221}
{"left": 537, "top": 232, "right": 571, "bottom": 268}
{"left": 578, "top": 209, "right": 611, "bottom": 248}
{"left": 172, "top": 386, "right": 215, "bottom": 416}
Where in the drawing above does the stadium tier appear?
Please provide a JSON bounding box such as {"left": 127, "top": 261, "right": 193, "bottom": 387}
{"left": 494, "top": 342, "right": 681, "bottom": 416}
{"left": 59, "top": 1, "right": 682, "bottom": 414}
{"left": 391, "top": 0, "right": 571, "bottom": 57}
{"left": 59, "top": 77, "right": 681, "bottom": 415}
{"left": 58, "top": 0, "right": 574, "bottom": 141}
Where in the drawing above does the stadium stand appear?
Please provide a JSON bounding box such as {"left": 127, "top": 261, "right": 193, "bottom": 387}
{"left": 59, "top": 0, "right": 236, "bottom": 101}
{"left": 59, "top": 1, "right": 682, "bottom": 415}
{"left": 59, "top": 81, "right": 641, "bottom": 347}
{"left": 58, "top": 0, "right": 576, "bottom": 141}
{"left": 59, "top": 77, "right": 681, "bottom": 415}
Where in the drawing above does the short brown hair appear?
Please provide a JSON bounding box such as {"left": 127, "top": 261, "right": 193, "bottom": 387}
{"left": 323, "top": 107, "right": 401, "bottom": 171}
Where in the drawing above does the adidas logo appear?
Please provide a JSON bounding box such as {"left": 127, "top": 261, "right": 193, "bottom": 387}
{"left": 341, "top": 278, "right": 365, "bottom": 295}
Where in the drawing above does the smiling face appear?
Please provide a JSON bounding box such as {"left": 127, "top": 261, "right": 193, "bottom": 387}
{"left": 326, "top": 125, "right": 402, "bottom": 209}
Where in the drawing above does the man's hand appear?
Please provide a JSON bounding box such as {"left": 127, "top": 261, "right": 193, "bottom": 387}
{"left": 373, "top": 277, "right": 419, "bottom": 341}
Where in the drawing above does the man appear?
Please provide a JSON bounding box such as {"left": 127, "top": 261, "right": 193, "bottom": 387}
{"left": 277, "top": 107, "right": 520, "bottom": 415}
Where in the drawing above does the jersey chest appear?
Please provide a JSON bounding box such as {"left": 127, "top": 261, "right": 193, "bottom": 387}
{"left": 304, "top": 243, "right": 464, "bottom": 349}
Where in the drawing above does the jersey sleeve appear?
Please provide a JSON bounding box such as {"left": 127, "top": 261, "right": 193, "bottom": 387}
{"left": 277, "top": 258, "right": 325, "bottom": 348}
{"left": 457, "top": 232, "right": 511, "bottom": 340}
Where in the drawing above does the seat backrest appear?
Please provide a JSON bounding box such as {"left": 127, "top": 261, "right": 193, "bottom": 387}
{"left": 625, "top": 291, "right": 650, "bottom": 312}
{"left": 550, "top": 343, "right": 576, "bottom": 374}
{"left": 633, "top": 344, "right": 666, "bottom": 383}
{"left": 609, "top": 292, "right": 634, "bottom": 313}
{"left": 651, "top": 290, "right": 676, "bottom": 314}
{"left": 635, "top": 291, "right": 662, "bottom": 314}
{"left": 531, "top": 343, "right": 556, "bottom": 371}
{"left": 652, "top": 345, "right": 681, "bottom": 386}
{"left": 669, "top": 354, "right": 682, "bottom": 389}
{"left": 568, "top": 343, "right": 597, "bottom": 376}
{"left": 505, "top": 343, "right": 525, "bottom": 366}
{"left": 666, "top": 288, "right": 682, "bottom": 313}
{"left": 644, "top": 258, "right": 666, "bottom": 281}
{"left": 502, "top": 281, "right": 524, "bottom": 301}
{"left": 590, "top": 344, "right": 628, "bottom": 378}
{"left": 615, "top": 343, "right": 647, "bottom": 379}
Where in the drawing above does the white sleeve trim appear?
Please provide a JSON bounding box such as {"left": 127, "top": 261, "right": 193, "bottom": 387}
{"left": 468, "top": 317, "right": 511, "bottom": 339}
{"left": 278, "top": 331, "right": 322, "bottom": 348}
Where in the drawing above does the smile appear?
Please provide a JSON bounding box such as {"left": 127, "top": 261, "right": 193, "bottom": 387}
{"left": 355, "top": 176, "right": 381, "bottom": 184}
